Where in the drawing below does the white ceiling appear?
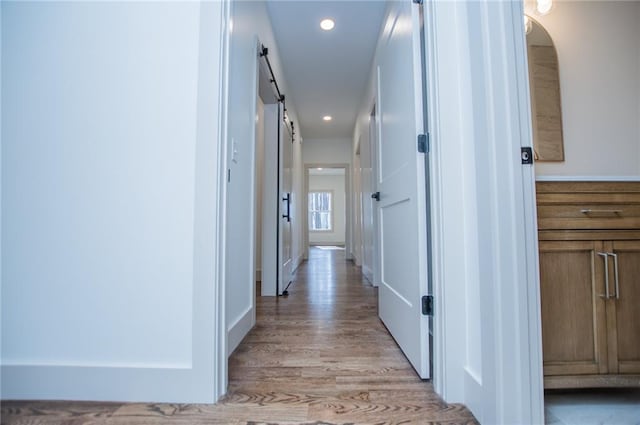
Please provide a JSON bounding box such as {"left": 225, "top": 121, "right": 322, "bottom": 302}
{"left": 266, "top": 0, "right": 387, "bottom": 140}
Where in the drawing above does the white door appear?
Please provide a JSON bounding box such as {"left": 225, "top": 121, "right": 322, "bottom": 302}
{"left": 360, "top": 109, "right": 375, "bottom": 283}
{"left": 279, "top": 107, "right": 293, "bottom": 295}
{"left": 375, "top": 0, "right": 429, "bottom": 379}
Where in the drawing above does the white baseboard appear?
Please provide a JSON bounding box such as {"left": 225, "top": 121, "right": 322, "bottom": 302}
{"left": 309, "top": 242, "right": 345, "bottom": 246}
{"left": 362, "top": 265, "right": 374, "bottom": 285}
{"left": 292, "top": 254, "right": 303, "bottom": 272}
{"left": 0, "top": 363, "right": 214, "bottom": 403}
{"left": 227, "top": 307, "right": 254, "bottom": 356}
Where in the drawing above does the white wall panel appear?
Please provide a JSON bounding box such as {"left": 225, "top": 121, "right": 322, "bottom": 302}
{"left": 1, "top": 0, "right": 227, "bottom": 402}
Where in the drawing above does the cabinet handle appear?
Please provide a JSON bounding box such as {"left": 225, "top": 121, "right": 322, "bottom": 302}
{"left": 609, "top": 252, "right": 620, "bottom": 299}
{"left": 580, "top": 209, "right": 622, "bottom": 216}
{"left": 597, "top": 252, "right": 610, "bottom": 299}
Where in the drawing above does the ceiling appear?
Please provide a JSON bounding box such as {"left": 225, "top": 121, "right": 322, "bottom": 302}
{"left": 266, "top": 1, "right": 387, "bottom": 140}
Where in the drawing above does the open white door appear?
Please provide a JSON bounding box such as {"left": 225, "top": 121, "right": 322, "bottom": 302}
{"left": 360, "top": 107, "right": 376, "bottom": 284}
{"left": 375, "top": 1, "right": 429, "bottom": 379}
{"left": 279, "top": 106, "right": 294, "bottom": 295}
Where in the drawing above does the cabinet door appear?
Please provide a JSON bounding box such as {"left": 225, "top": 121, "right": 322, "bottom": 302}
{"left": 607, "top": 240, "right": 640, "bottom": 374}
{"left": 539, "top": 240, "right": 608, "bottom": 376}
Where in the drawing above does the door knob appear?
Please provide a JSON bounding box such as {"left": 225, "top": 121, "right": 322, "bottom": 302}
{"left": 371, "top": 192, "right": 381, "bottom": 201}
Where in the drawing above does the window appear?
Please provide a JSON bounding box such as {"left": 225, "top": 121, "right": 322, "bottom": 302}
{"left": 308, "top": 191, "right": 332, "bottom": 231}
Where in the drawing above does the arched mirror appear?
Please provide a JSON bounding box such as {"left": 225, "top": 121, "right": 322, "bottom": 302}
{"left": 526, "top": 16, "right": 564, "bottom": 161}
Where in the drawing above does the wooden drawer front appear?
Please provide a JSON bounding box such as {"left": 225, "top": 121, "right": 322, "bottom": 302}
{"left": 537, "top": 182, "right": 640, "bottom": 231}
{"left": 538, "top": 204, "right": 640, "bottom": 230}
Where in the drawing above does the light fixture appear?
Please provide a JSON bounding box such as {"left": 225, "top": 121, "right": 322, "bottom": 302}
{"left": 536, "top": 0, "right": 553, "bottom": 15}
{"left": 323, "top": 115, "right": 332, "bottom": 122}
{"left": 320, "top": 18, "right": 335, "bottom": 31}
{"left": 524, "top": 15, "right": 533, "bottom": 35}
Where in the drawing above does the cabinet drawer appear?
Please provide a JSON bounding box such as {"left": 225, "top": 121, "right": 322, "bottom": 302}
{"left": 537, "top": 182, "right": 640, "bottom": 231}
{"left": 537, "top": 204, "right": 640, "bottom": 230}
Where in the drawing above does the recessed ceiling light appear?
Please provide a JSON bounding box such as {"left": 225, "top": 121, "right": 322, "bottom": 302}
{"left": 323, "top": 115, "right": 332, "bottom": 121}
{"left": 320, "top": 19, "right": 335, "bottom": 31}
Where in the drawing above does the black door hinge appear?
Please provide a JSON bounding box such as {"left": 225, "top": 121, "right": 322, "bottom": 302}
{"left": 422, "top": 295, "right": 434, "bottom": 316}
{"left": 413, "top": 0, "right": 423, "bottom": 4}
{"left": 418, "top": 133, "right": 429, "bottom": 153}
{"left": 521, "top": 147, "right": 533, "bottom": 165}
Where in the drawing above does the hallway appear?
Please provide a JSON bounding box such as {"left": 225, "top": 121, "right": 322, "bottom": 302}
{"left": 224, "top": 247, "right": 476, "bottom": 423}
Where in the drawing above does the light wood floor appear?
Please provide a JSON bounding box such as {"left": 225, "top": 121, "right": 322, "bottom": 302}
{"left": 1, "top": 247, "right": 476, "bottom": 424}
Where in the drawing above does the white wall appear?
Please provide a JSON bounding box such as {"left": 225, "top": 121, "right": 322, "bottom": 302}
{"left": 1, "top": 1, "right": 226, "bottom": 402}
{"left": 226, "top": 0, "right": 304, "bottom": 354}
{"left": 526, "top": 0, "right": 640, "bottom": 177}
{"left": 308, "top": 174, "right": 346, "bottom": 245}
{"left": 303, "top": 138, "right": 352, "bottom": 164}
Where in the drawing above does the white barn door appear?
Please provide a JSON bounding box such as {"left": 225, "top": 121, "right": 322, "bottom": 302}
{"left": 375, "top": 1, "right": 430, "bottom": 379}
{"left": 279, "top": 109, "right": 294, "bottom": 295}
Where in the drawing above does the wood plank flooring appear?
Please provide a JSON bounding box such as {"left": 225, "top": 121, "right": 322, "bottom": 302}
{"left": 1, "top": 247, "right": 476, "bottom": 425}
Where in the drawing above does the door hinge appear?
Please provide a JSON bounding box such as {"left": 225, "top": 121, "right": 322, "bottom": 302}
{"left": 413, "top": 0, "right": 423, "bottom": 4}
{"left": 418, "top": 133, "right": 429, "bottom": 153}
{"left": 421, "top": 295, "right": 434, "bottom": 316}
{"left": 521, "top": 147, "right": 533, "bottom": 165}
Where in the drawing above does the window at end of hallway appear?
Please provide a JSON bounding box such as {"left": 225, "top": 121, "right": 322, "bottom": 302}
{"left": 309, "top": 191, "right": 332, "bottom": 231}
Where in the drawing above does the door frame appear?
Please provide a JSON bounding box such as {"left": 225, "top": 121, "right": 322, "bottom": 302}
{"left": 363, "top": 102, "right": 380, "bottom": 286}
{"left": 304, "top": 163, "right": 350, "bottom": 256}
{"left": 424, "top": 0, "right": 543, "bottom": 423}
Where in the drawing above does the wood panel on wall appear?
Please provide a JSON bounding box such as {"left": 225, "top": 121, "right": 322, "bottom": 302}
{"left": 529, "top": 45, "right": 564, "bottom": 161}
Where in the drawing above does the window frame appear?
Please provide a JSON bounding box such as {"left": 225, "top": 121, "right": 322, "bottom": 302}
{"left": 308, "top": 190, "right": 334, "bottom": 233}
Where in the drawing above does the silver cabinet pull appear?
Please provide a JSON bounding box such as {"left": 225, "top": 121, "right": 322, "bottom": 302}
{"left": 597, "top": 252, "right": 610, "bottom": 299}
{"left": 609, "top": 253, "right": 620, "bottom": 299}
{"left": 580, "top": 209, "right": 622, "bottom": 216}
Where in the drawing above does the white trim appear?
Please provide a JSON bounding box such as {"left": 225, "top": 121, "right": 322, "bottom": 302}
{"left": 510, "top": 0, "right": 545, "bottom": 422}
{"left": 1, "top": 365, "right": 216, "bottom": 403}
{"left": 213, "top": 0, "right": 231, "bottom": 402}
{"left": 425, "top": 0, "right": 467, "bottom": 403}
{"left": 292, "top": 253, "right": 304, "bottom": 271}
{"left": 227, "top": 306, "right": 254, "bottom": 356}
{"left": 308, "top": 189, "right": 335, "bottom": 233}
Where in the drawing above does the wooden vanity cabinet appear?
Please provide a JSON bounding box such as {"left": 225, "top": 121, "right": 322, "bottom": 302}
{"left": 606, "top": 240, "right": 640, "bottom": 375}
{"left": 537, "top": 182, "right": 640, "bottom": 389}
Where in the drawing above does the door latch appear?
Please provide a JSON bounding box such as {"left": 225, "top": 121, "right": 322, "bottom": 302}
{"left": 422, "top": 295, "right": 433, "bottom": 316}
{"left": 521, "top": 147, "right": 533, "bottom": 165}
